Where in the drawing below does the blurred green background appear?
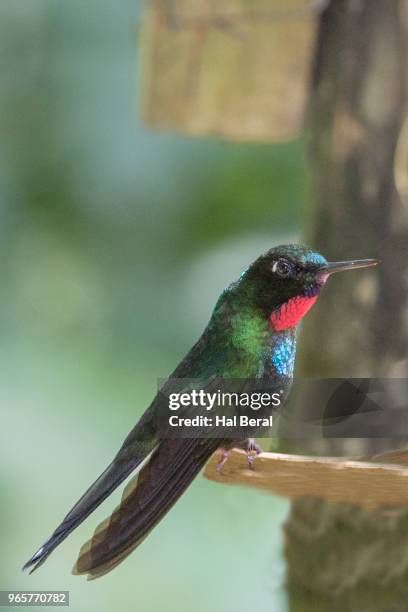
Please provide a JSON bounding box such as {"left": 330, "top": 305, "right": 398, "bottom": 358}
{"left": 0, "top": 1, "right": 306, "bottom": 610}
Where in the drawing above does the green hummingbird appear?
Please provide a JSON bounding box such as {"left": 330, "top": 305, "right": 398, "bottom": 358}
{"left": 23, "top": 244, "right": 378, "bottom": 579}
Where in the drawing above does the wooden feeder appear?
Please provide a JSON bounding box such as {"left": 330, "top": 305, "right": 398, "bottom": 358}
{"left": 140, "top": 0, "right": 320, "bottom": 141}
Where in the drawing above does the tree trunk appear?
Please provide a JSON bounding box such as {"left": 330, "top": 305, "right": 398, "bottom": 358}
{"left": 300, "top": 0, "right": 408, "bottom": 379}
{"left": 285, "top": 2, "right": 408, "bottom": 610}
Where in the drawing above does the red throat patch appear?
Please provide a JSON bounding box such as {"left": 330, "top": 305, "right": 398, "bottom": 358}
{"left": 269, "top": 295, "right": 318, "bottom": 331}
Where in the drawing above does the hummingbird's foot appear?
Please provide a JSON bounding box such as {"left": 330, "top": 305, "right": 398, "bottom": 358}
{"left": 244, "top": 438, "right": 262, "bottom": 470}
{"left": 216, "top": 449, "right": 231, "bottom": 474}
{"left": 216, "top": 439, "right": 262, "bottom": 472}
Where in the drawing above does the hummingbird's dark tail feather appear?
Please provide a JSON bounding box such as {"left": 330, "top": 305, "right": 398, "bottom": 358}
{"left": 72, "top": 437, "right": 221, "bottom": 580}
{"left": 22, "top": 412, "right": 159, "bottom": 574}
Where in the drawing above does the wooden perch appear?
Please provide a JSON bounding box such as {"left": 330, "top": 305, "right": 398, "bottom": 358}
{"left": 204, "top": 448, "right": 408, "bottom": 511}
{"left": 370, "top": 448, "right": 408, "bottom": 466}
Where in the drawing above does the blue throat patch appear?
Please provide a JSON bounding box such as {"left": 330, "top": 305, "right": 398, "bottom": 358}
{"left": 271, "top": 333, "right": 296, "bottom": 377}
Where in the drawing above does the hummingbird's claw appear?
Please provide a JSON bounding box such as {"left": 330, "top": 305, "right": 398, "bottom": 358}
{"left": 244, "top": 438, "right": 262, "bottom": 470}
{"left": 216, "top": 449, "right": 230, "bottom": 474}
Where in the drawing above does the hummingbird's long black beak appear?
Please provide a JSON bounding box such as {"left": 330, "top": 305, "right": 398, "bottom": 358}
{"left": 320, "top": 259, "right": 379, "bottom": 275}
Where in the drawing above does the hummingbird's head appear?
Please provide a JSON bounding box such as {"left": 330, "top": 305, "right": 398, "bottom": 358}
{"left": 239, "top": 244, "right": 378, "bottom": 331}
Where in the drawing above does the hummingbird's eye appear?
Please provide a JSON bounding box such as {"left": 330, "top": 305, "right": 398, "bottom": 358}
{"left": 272, "top": 259, "right": 293, "bottom": 278}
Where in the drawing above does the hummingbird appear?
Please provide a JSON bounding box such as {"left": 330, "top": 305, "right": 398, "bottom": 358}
{"left": 23, "top": 244, "right": 378, "bottom": 579}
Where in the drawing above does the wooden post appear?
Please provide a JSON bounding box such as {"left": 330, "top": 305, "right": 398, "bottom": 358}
{"left": 299, "top": 0, "right": 408, "bottom": 379}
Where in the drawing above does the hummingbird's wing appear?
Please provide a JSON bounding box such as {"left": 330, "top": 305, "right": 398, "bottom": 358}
{"left": 72, "top": 376, "right": 264, "bottom": 579}
{"left": 72, "top": 436, "right": 222, "bottom": 579}
{"left": 23, "top": 322, "right": 257, "bottom": 576}
{"left": 22, "top": 401, "right": 161, "bottom": 574}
